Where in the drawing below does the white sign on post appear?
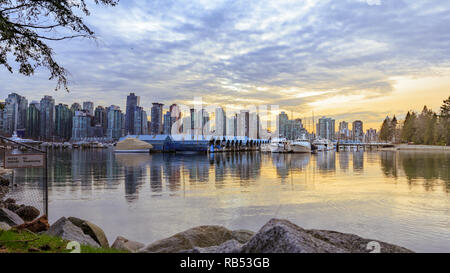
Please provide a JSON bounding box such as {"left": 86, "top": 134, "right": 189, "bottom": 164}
{"left": 4, "top": 154, "right": 45, "bottom": 169}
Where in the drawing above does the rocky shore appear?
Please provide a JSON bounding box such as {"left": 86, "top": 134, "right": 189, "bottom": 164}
{"left": 0, "top": 171, "right": 414, "bottom": 253}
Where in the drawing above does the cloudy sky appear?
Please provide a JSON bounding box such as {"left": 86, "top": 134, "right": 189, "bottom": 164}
{"left": 1, "top": 0, "right": 449, "bottom": 130}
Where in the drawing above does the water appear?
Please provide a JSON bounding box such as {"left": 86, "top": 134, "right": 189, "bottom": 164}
{"left": 7, "top": 150, "right": 450, "bottom": 252}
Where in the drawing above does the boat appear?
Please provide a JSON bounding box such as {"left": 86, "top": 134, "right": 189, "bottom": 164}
{"left": 114, "top": 137, "right": 153, "bottom": 153}
{"left": 290, "top": 134, "right": 311, "bottom": 153}
{"left": 269, "top": 138, "right": 292, "bottom": 153}
{"left": 8, "top": 131, "right": 41, "bottom": 145}
{"left": 312, "top": 138, "right": 334, "bottom": 151}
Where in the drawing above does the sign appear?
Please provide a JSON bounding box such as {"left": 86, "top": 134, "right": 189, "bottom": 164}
{"left": 4, "top": 154, "right": 45, "bottom": 169}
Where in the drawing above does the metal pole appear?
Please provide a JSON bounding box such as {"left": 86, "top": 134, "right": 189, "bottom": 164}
{"left": 44, "top": 151, "right": 48, "bottom": 219}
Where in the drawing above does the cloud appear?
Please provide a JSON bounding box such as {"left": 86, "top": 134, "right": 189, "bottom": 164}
{"left": 1, "top": 0, "right": 449, "bottom": 125}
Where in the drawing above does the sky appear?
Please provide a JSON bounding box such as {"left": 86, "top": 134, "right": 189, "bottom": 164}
{"left": 0, "top": 0, "right": 449, "bottom": 130}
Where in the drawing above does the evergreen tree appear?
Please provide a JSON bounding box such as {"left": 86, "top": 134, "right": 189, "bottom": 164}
{"left": 401, "top": 111, "right": 417, "bottom": 143}
{"left": 379, "top": 116, "right": 391, "bottom": 142}
{"left": 391, "top": 115, "right": 398, "bottom": 143}
{"left": 439, "top": 96, "right": 450, "bottom": 146}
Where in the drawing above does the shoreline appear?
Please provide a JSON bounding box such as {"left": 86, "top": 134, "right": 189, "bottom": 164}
{"left": 380, "top": 144, "right": 450, "bottom": 152}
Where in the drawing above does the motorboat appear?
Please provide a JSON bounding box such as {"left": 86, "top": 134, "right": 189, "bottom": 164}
{"left": 269, "top": 138, "right": 292, "bottom": 153}
{"left": 8, "top": 131, "right": 41, "bottom": 145}
{"left": 290, "top": 134, "right": 311, "bottom": 153}
{"left": 312, "top": 138, "right": 334, "bottom": 151}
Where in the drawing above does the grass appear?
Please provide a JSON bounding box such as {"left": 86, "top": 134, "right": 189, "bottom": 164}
{"left": 0, "top": 229, "right": 129, "bottom": 253}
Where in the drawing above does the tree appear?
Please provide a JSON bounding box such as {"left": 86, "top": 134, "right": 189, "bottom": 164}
{"left": 391, "top": 115, "right": 399, "bottom": 143}
{"left": 401, "top": 111, "right": 417, "bottom": 143}
{"left": 439, "top": 96, "right": 450, "bottom": 146}
{"left": 379, "top": 116, "right": 392, "bottom": 142}
{"left": 0, "top": 0, "right": 118, "bottom": 91}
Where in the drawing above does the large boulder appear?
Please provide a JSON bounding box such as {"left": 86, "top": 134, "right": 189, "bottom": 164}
{"left": 0, "top": 208, "right": 24, "bottom": 227}
{"left": 181, "top": 239, "right": 243, "bottom": 253}
{"left": 45, "top": 217, "right": 100, "bottom": 247}
{"left": 139, "top": 225, "right": 254, "bottom": 253}
{"left": 67, "top": 217, "right": 109, "bottom": 248}
{"left": 15, "top": 206, "right": 40, "bottom": 222}
{"left": 111, "top": 236, "right": 145, "bottom": 252}
{"left": 0, "top": 222, "right": 11, "bottom": 231}
{"left": 15, "top": 216, "right": 49, "bottom": 233}
{"left": 240, "top": 219, "right": 413, "bottom": 253}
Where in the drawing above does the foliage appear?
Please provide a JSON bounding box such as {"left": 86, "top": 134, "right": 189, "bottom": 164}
{"left": 379, "top": 117, "right": 391, "bottom": 142}
{"left": 381, "top": 97, "right": 450, "bottom": 146}
{"left": 0, "top": 0, "right": 118, "bottom": 91}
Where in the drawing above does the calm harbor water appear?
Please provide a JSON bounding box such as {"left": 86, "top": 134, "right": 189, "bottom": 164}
{"left": 6, "top": 149, "right": 450, "bottom": 252}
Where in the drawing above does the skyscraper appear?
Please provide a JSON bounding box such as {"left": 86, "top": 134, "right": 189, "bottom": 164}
{"left": 55, "top": 103, "right": 73, "bottom": 141}
{"left": 71, "top": 102, "right": 82, "bottom": 112}
{"left": 277, "top": 111, "right": 289, "bottom": 138}
{"left": 226, "top": 115, "right": 237, "bottom": 137}
{"left": 215, "top": 107, "right": 226, "bottom": 136}
{"left": 83, "top": 101, "right": 94, "bottom": 116}
{"left": 237, "top": 110, "right": 250, "bottom": 137}
{"left": 352, "top": 120, "right": 364, "bottom": 142}
{"left": 163, "top": 111, "right": 172, "bottom": 135}
{"left": 338, "top": 121, "right": 351, "bottom": 140}
{"left": 151, "top": 103, "right": 164, "bottom": 135}
{"left": 40, "top": 95, "right": 55, "bottom": 140}
{"left": 317, "top": 117, "right": 335, "bottom": 140}
{"left": 133, "top": 106, "right": 148, "bottom": 135}
{"left": 26, "top": 101, "right": 40, "bottom": 139}
{"left": 94, "top": 106, "right": 108, "bottom": 135}
{"left": 107, "top": 105, "right": 124, "bottom": 140}
{"left": 125, "top": 93, "right": 140, "bottom": 135}
{"left": 249, "top": 112, "right": 260, "bottom": 139}
{"left": 2, "top": 93, "right": 28, "bottom": 136}
{"left": 72, "top": 110, "right": 89, "bottom": 140}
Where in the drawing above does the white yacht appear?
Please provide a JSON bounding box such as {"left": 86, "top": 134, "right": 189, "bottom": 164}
{"left": 8, "top": 131, "right": 41, "bottom": 145}
{"left": 290, "top": 134, "right": 311, "bottom": 153}
{"left": 269, "top": 138, "right": 292, "bottom": 153}
{"left": 312, "top": 138, "right": 334, "bottom": 151}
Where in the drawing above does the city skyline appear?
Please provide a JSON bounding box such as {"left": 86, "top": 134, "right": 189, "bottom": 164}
{"left": 0, "top": 91, "right": 383, "bottom": 138}
{"left": 1, "top": 1, "right": 449, "bottom": 130}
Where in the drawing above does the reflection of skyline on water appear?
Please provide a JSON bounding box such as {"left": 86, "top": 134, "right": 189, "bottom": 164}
{"left": 10, "top": 150, "right": 450, "bottom": 201}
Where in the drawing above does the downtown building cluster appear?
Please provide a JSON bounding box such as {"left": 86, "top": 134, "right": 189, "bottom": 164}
{"left": 0, "top": 92, "right": 270, "bottom": 142}
{"left": 0, "top": 93, "right": 130, "bottom": 141}
{"left": 0, "top": 92, "right": 378, "bottom": 143}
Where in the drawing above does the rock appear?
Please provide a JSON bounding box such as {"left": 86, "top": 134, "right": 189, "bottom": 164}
{"left": 45, "top": 217, "right": 100, "bottom": 247}
{"left": 4, "top": 198, "right": 15, "bottom": 204}
{"left": 15, "top": 206, "right": 40, "bottom": 222}
{"left": 240, "top": 219, "right": 413, "bottom": 253}
{"left": 0, "top": 208, "right": 24, "bottom": 227}
{"left": 231, "top": 229, "right": 255, "bottom": 243}
{"left": 0, "top": 176, "right": 9, "bottom": 187}
{"left": 0, "top": 222, "right": 11, "bottom": 231}
{"left": 67, "top": 217, "right": 109, "bottom": 248}
{"left": 5, "top": 203, "right": 21, "bottom": 212}
{"left": 15, "top": 216, "right": 49, "bottom": 233}
{"left": 139, "top": 225, "right": 254, "bottom": 253}
{"left": 181, "top": 239, "right": 243, "bottom": 253}
{"left": 303, "top": 229, "right": 414, "bottom": 253}
{"left": 111, "top": 236, "right": 145, "bottom": 252}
